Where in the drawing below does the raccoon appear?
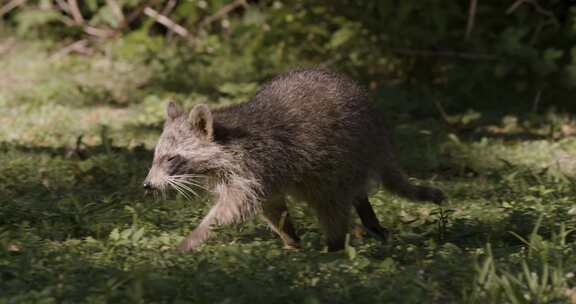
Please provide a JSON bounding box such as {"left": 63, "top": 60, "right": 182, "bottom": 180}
{"left": 143, "top": 69, "right": 445, "bottom": 252}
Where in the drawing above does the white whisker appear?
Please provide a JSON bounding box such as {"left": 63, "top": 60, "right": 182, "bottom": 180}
{"left": 169, "top": 174, "right": 210, "bottom": 191}
{"left": 172, "top": 178, "right": 210, "bottom": 192}
{"left": 168, "top": 178, "right": 198, "bottom": 198}
{"left": 167, "top": 179, "right": 193, "bottom": 201}
{"left": 170, "top": 174, "right": 204, "bottom": 179}
{"left": 170, "top": 183, "right": 191, "bottom": 201}
{"left": 174, "top": 181, "right": 199, "bottom": 197}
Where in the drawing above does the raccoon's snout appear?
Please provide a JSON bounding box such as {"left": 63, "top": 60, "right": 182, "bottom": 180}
{"left": 143, "top": 168, "right": 161, "bottom": 191}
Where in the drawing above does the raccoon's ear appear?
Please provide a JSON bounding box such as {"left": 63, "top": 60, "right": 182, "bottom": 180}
{"left": 188, "top": 104, "right": 214, "bottom": 141}
{"left": 166, "top": 101, "right": 182, "bottom": 120}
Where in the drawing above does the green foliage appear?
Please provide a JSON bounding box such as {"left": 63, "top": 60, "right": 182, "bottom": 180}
{"left": 14, "top": 8, "right": 62, "bottom": 35}
{"left": 3, "top": 0, "right": 575, "bottom": 113}
{"left": 466, "top": 223, "right": 575, "bottom": 303}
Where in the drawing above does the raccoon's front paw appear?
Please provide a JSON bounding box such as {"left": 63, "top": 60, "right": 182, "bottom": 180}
{"left": 176, "top": 230, "right": 208, "bottom": 252}
{"left": 176, "top": 238, "right": 205, "bottom": 252}
{"left": 176, "top": 240, "right": 195, "bottom": 252}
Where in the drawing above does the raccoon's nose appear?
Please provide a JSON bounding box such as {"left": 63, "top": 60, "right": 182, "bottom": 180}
{"left": 143, "top": 182, "right": 152, "bottom": 190}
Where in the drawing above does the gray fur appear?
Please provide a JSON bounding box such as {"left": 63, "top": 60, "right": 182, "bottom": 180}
{"left": 143, "top": 68, "right": 445, "bottom": 252}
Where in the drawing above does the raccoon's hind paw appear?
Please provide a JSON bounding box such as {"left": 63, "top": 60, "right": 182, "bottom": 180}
{"left": 416, "top": 186, "right": 446, "bottom": 204}
{"left": 282, "top": 243, "right": 301, "bottom": 250}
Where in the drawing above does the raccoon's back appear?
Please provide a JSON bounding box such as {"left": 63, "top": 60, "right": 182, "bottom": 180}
{"left": 213, "top": 69, "right": 387, "bottom": 182}
{"left": 241, "top": 69, "right": 379, "bottom": 134}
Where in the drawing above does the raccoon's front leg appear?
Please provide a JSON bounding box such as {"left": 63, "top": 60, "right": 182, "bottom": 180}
{"left": 178, "top": 200, "right": 251, "bottom": 251}
{"left": 177, "top": 179, "right": 260, "bottom": 252}
{"left": 178, "top": 202, "right": 235, "bottom": 251}
{"left": 177, "top": 222, "right": 212, "bottom": 252}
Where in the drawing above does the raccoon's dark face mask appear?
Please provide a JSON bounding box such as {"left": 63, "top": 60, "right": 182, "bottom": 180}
{"left": 143, "top": 102, "right": 221, "bottom": 197}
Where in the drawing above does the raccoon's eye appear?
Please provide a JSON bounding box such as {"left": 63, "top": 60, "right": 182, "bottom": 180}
{"left": 167, "top": 155, "right": 179, "bottom": 163}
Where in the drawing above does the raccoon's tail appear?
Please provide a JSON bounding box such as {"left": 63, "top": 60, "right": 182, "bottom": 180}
{"left": 379, "top": 161, "right": 445, "bottom": 204}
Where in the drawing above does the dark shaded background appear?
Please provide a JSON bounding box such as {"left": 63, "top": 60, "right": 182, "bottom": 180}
{"left": 2, "top": 0, "right": 575, "bottom": 115}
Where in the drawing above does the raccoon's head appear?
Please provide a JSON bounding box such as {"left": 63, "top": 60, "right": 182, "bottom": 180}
{"left": 143, "top": 102, "right": 225, "bottom": 196}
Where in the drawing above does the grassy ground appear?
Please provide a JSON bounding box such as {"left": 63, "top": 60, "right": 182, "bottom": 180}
{"left": 1, "top": 40, "right": 576, "bottom": 303}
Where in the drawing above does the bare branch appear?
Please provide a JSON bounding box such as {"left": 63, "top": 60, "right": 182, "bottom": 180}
{"left": 433, "top": 98, "right": 451, "bottom": 125}
{"left": 117, "top": 0, "right": 162, "bottom": 31}
{"left": 162, "top": 0, "right": 178, "bottom": 15}
{"left": 198, "top": 0, "right": 248, "bottom": 29}
{"left": 50, "top": 39, "right": 93, "bottom": 61}
{"left": 83, "top": 26, "right": 115, "bottom": 38}
{"left": 465, "top": 0, "right": 477, "bottom": 40}
{"left": 506, "top": 0, "right": 526, "bottom": 14}
{"left": 161, "top": 0, "right": 179, "bottom": 38}
{"left": 55, "top": 13, "right": 115, "bottom": 38}
{"left": 54, "top": 0, "right": 70, "bottom": 14}
{"left": 0, "top": 0, "right": 26, "bottom": 18}
{"left": 57, "top": 13, "right": 76, "bottom": 26}
{"left": 144, "top": 7, "right": 190, "bottom": 38}
{"left": 67, "top": 0, "right": 84, "bottom": 24}
{"left": 106, "top": 0, "right": 125, "bottom": 25}
{"left": 532, "top": 89, "right": 542, "bottom": 113}
{"left": 506, "top": 0, "right": 557, "bottom": 21}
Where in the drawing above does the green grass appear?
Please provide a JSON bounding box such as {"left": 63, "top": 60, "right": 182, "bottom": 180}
{"left": 1, "top": 40, "right": 576, "bottom": 304}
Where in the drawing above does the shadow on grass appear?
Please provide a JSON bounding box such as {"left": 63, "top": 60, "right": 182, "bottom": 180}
{"left": 0, "top": 239, "right": 468, "bottom": 303}
{"left": 0, "top": 141, "right": 154, "bottom": 239}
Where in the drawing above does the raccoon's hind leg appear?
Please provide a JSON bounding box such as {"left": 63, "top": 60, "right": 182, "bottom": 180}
{"left": 310, "top": 201, "right": 351, "bottom": 252}
{"left": 262, "top": 197, "right": 300, "bottom": 249}
{"left": 354, "top": 196, "right": 388, "bottom": 241}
